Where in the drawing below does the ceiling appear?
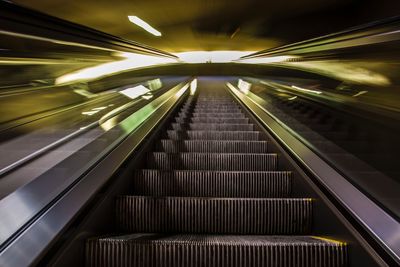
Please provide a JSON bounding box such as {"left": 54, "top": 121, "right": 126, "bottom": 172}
{"left": 13, "top": 0, "right": 400, "bottom": 53}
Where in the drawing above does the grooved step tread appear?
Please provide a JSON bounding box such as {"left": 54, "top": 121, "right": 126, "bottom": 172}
{"left": 181, "top": 109, "right": 243, "bottom": 114}
{"left": 176, "top": 118, "right": 249, "bottom": 124}
{"left": 156, "top": 140, "right": 268, "bottom": 153}
{"left": 86, "top": 234, "right": 347, "bottom": 267}
{"left": 133, "top": 170, "right": 291, "bottom": 197}
{"left": 147, "top": 152, "right": 278, "bottom": 171}
{"left": 179, "top": 112, "right": 246, "bottom": 118}
{"left": 165, "top": 130, "right": 261, "bottom": 140}
{"left": 192, "top": 108, "right": 242, "bottom": 112}
{"left": 116, "top": 196, "right": 312, "bottom": 234}
{"left": 171, "top": 123, "right": 254, "bottom": 131}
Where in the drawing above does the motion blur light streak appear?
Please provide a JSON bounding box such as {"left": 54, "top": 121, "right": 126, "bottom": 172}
{"left": 100, "top": 116, "right": 119, "bottom": 131}
{"left": 238, "top": 79, "right": 251, "bottom": 94}
{"left": 141, "top": 94, "right": 153, "bottom": 100}
{"left": 239, "top": 55, "right": 298, "bottom": 64}
{"left": 55, "top": 54, "right": 177, "bottom": 84}
{"left": 291, "top": 85, "right": 322, "bottom": 95}
{"left": 190, "top": 79, "right": 197, "bottom": 95}
{"left": 147, "top": 78, "right": 163, "bottom": 90}
{"left": 120, "top": 85, "right": 150, "bottom": 99}
{"left": 57, "top": 51, "right": 258, "bottom": 84}
{"left": 353, "top": 90, "right": 368, "bottom": 97}
{"left": 92, "top": 107, "right": 108, "bottom": 110}
{"left": 73, "top": 89, "right": 97, "bottom": 98}
{"left": 128, "top": 16, "right": 162, "bottom": 37}
{"left": 280, "top": 61, "right": 391, "bottom": 86}
{"left": 81, "top": 110, "right": 99, "bottom": 116}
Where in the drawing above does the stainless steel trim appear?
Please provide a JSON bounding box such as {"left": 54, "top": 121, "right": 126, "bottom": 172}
{"left": 227, "top": 82, "right": 400, "bottom": 264}
{"left": 0, "top": 81, "right": 190, "bottom": 267}
{"left": 241, "top": 18, "right": 400, "bottom": 58}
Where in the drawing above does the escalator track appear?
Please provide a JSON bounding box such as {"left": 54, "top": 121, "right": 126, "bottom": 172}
{"left": 85, "top": 81, "right": 347, "bottom": 267}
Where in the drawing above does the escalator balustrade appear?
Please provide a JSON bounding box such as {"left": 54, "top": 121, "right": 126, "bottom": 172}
{"left": 86, "top": 83, "right": 347, "bottom": 267}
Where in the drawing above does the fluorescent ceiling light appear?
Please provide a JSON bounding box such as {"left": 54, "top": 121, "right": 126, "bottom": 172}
{"left": 128, "top": 16, "right": 161, "bottom": 36}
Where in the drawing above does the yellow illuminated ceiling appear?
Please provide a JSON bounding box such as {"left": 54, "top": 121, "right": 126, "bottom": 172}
{"left": 12, "top": 0, "right": 389, "bottom": 52}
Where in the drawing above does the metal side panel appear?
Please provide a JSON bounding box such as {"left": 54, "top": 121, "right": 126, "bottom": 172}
{"left": 0, "top": 81, "right": 191, "bottom": 267}
{"left": 226, "top": 82, "right": 400, "bottom": 265}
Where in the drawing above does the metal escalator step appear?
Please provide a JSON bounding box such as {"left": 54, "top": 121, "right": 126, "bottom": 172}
{"left": 147, "top": 152, "right": 277, "bottom": 171}
{"left": 191, "top": 112, "right": 246, "bottom": 117}
{"left": 116, "top": 196, "right": 312, "bottom": 234}
{"left": 182, "top": 109, "right": 243, "bottom": 114}
{"left": 176, "top": 117, "right": 249, "bottom": 124}
{"left": 156, "top": 140, "right": 268, "bottom": 153}
{"left": 133, "top": 170, "right": 291, "bottom": 197}
{"left": 171, "top": 123, "right": 254, "bottom": 131}
{"left": 193, "top": 108, "right": 242, "bottom": 112}
{"left": 165, "top": 130, "right": 261, "bottom": 140}
{"left": 177, "top": 112, "right": 245, "bottom": 118}
{"left": 194, "top": 104, "right": 240, "bottom": 107}
{"left": 194, "top": 103, "right": 237, "bottom": 105}
{"left": 176, "top": 114, "right": 246, "bottom": 120}
{"left": 86, "top": 234, "right": 347, "bottom": 267}
{"left": 194, "top": 105, "right": 239, "bottom": 109}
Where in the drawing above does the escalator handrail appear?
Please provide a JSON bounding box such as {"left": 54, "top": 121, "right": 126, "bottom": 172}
{"left": 0, "top": 81, "right": 191, "bottom": 267}
{"left": 227, "top": 82, "right": 400, "bottom": 265}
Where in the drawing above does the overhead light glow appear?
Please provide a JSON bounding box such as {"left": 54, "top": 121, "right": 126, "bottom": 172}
{"left": 176, "top": 51, "right": 256, "bottom": 63}
{"left": 56, "top": 53, "right": 177, "bottom": 84}
{"left": 128, "top": 16, "right": 162, "bottom": 36}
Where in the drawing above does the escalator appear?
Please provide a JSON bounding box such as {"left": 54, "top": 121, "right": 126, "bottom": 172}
{"left": 85, "top": 80, "right": 348, "bottom": 266}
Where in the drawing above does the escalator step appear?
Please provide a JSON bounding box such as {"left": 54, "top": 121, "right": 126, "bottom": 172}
{"left": 87, "top": 234, "right": 347, "bottom": 267}
{"left": 180, "top": 112, "right": 246, "bottom": 118}
{"left": 147, "top": 152, "right": 278, "bottom": 171}
{"left": 195, "top": 104, "right": 239, "bottom": 109}
{"left": 133, "top": 170, "right": 291, "bottom": 197}
{"left": 156, "top": 140, "right": 268, "bottom": 153}
{"left": 165, "top": 130, "right": 261, "bottom": 140}
{"left": 116, "top": 196, "right": 312, "bottom": 234}
{"left": 177, "top": 113, "right": 245, "bottom": 119}
{"left": 171, "top": 123, "right": 254, "bottom": 131}
{"left": 181, "top": 109, "right": 243, "bottom": 114}
{"left": 176, "top": 117, "right": 249, "bottom": 124}
{"left": 193, "top": 108, "right": 242, "bottom": 112}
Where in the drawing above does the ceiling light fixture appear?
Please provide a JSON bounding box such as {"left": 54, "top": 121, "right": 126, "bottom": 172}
{"left": 128, "top": 16, "right": 162, "bottom": 36}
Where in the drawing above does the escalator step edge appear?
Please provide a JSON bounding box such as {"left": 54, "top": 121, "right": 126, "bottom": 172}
{"left": 86, "top": 234, "right": 347, "bottom": 267}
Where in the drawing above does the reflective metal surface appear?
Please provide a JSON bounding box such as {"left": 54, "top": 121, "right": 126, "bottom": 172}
{"left": 0, "top": 79, "right": 191, "bottom": 267}
{"left": 228, "top": 82, "right": 400, "bottom": 265}
{"left": 240, "top": 17, "right": 400, "bottom": 118}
